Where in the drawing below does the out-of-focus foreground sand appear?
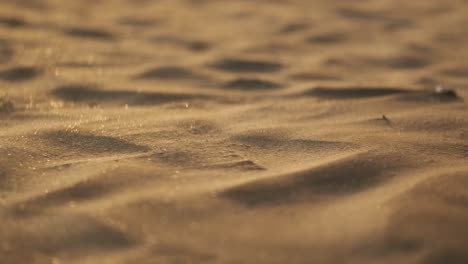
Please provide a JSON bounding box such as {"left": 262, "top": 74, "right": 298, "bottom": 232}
{"left": 1, "top": 0, "right": 468, "bottom": 263}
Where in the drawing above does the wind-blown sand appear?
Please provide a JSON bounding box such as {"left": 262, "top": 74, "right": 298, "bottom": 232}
{"left": 1, "top": 0, "right": 468, "bottom": 263}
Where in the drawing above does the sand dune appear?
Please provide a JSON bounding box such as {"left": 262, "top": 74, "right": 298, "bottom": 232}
{"left": 1, "top": 0, "right": 468, "bottom": 263}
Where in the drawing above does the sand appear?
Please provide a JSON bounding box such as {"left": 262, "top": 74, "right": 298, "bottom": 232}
{"left": 1, "top": 0, "right": 468, "bottom": 263}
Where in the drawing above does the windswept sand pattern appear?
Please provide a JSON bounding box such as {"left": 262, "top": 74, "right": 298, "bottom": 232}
{"left": 1, "top": 0, "right": 468, "bottom": 263}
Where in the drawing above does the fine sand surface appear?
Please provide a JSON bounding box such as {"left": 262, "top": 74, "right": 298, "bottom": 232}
{"left": 1, "top": 0, "right": 468, "bottom": 263}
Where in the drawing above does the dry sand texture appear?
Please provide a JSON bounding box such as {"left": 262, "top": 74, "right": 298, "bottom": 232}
{"left": 1, "top": 0, "right": 468, "bottom": 263}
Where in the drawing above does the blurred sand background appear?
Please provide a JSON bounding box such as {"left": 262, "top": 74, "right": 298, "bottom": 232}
{"left": 1, "top": 0, "right": 468, "bottom": 263}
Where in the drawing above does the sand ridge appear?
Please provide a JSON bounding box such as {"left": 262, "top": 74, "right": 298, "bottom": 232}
{"left": 1, "top": 0, "right": 468, "bottom": 263}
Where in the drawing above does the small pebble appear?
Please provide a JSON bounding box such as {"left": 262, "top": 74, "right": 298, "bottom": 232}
{"left": 434, "top": 85, "right": 458, "bottom": 97}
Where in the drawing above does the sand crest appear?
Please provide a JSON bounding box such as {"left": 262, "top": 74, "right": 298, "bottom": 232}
{"left": 1, "top": 0, "right": 468, "bottom": 263}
